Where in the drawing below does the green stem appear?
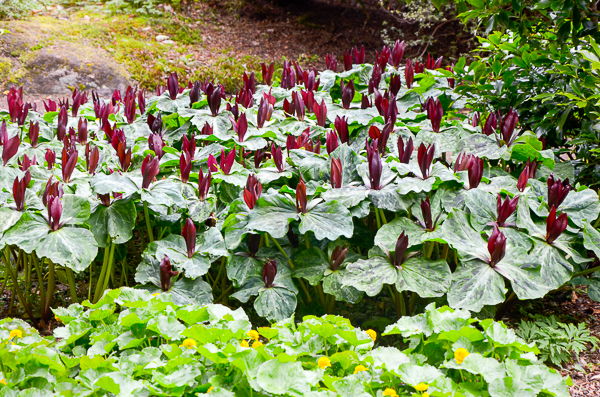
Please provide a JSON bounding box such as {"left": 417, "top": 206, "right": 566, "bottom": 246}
{"left": 327, "top": 295, "right": 336, "bottom": 314}
{"left": 270, "top": 234, "right": 312, "bottom": 302}
{"left": 32, "top": 253, "right": 45, "bottom": 311}
{"left": 88, "top": 261, "right": 93, "bottom": 301}
{"left": 215, "top": 285, "right": 234, "bottom": 304}
{"left": 213, "top": 257, "right": 226, "bottom": 290}
{"left": 0, "top": 262, "right": 8, "bottom": 298}
{"left": 572, "top": 265, "right": 600, "bottom": 278}
{"left": 264, "top": 233, "right": 270, "bottom": 247}
{"left": 143, "top": 201, "right": 154, "bottom": 243}
{"left": 378, "top": 208, "right": 387, "bottom": 225}
{"left": 408, "top": 291, "right": 418, "bottom": 315}
{"left": 121, "top": 259, "right": 129, "bottom": 287}
{"left": 3, "top": 247, "right": 36, "bottom": 326}
{"left": 44, "top": 259, "right": 56, "bottom": 324}
{"left": 93, "top": 246, "right": 111, "bottom": 303}
{"left": 594, "top": 216, "right": 600, "bottom": 228}
{"left": 393, "top": 285, "right": 406, "bottom": 318}
{"left": 425, "top": 241, "right": 435, "bottom": 259}
{"left": 65, "top": 267, "right": 79, "bottom": 304}
{"left": 305, "top": 233, "right": 310, "bottom": 249}
{"left": 102, "top": 243, "right": 116, "bottom": 292}
{"left": 374, "top": 205, "right": 381, "bottom": 229}
{"left": 316, "top": 282, "right": 327, "bottom": 307}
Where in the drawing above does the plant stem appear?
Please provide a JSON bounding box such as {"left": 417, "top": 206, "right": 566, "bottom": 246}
{"left": 32, "top": 253, "right": 45, "bottom": 311}
{"left": 327, "top": 295, "right": 336, "bottom": 314}
{"left": 3, "top": 247, "right": 36, "bottom": 326}
{"left": 442, "top": 244, "right": 449, "bottom": 259}
{"left": 102, "top": 243, "right": 116, "bottom": 292}
{"left": 264, "top": 233, "right": 270, "bottom": 247}
{"left": 374, "top": 205, "right": 381, "bottom": 229}
{"left": 143, "top": 201, "right": 154, "bottom": 243}
{"left": 408, "top": 292, "right": 418, "bottom": 315}
{"left": 93, "top": 246, "right": 111, "bottom": 303}
{"left": 572, "top": 265, "right": 600, "bottom": 278}
{"left": 44, "top": 259, "right": 56, "bottom": 324}
{"left": 305, "top": 234, "right": 310, "bottom": 249}
{"left": 65, "top": 267, "right": 79, "bottom": 304}
{"left": 215, "top": 285, "right": 233, "bottom": 303}
{"left": 213, "top": 257, "right": 226, "bottom": 290}
{"left": 424, "top": 241, "right": 435, "bottom": 259}
{"left": 316, "top": 282, "right": 326, "bottom": 307}
{"left": 269, "top": 234, "right": 312, "bottom": 302}
{"left": 594, "top": 216, "right": 600, "bottom": 229}
{"left": 392, "top": 285, "right": 406, "bottom": 318}
{"left": 379, "top": 208, "right": 387, "bottom": 225}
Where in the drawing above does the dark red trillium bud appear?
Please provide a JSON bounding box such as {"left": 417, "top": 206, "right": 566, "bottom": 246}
{"left": 517, "top": 165, "right": 529, "bottom": 192}
{"left": 13, "top": 171, "right": 30, "bottom": 211}
{"left": 314, "top": 99, "right": 327, "bottom": 127}
{"left": 376, "top": 46, "right": 390, "bottom": 70}
{"left": 326, "top": 130, "right": 339, "bottom": 155}
{"left": 283, "top": 98, "right": 295, "bottom": 117}
{"left": 416, "top": 61, "right": 424, "bottom": 74}
{"left": 29, "top": 121, "right": 39, "bottom": 148}
{"left": 262, "top": 259, "right": 277, "bottom": 288}
{"left": 148, "top": 133, "right": 164, "bottom": 159}
{"left": 188, "top": 81, "right": 201, "bottom": 107}
{"left": 148, "top": 113, "right": 163, "bottom": 135}
{"left": 248, "top": 233, "right": 261, "bottom": 257}
{"left": 182, "top": 218, "right": 196, "bottom": 258}
{"left": 496, "top": 194, "right": 519, "bottom": 227}
{"left": 487, "top": 226, "right": 506, "bottom": 267}
{"left": 59, "top": 96, "right": 71, "bottom": 109}
{"left": 281, "top": 61, "right": 296, "bottom": 89}
{"left": 418, "top": 197, "right": 440, "bottom": 231}
{"left": 467, "top": 156, "right": 484, "bottom": 189}
{"left": 243, "top": 174, "right": 262, "bottom": 210}
{"left": 425, "top": 97, "right": 443, "bottom": 133}
{"left": 483, "top": 112, "right": 498, "bottom": 136}
{"left": 138, "top": 89, "right": 146, "bottom": 115}
{"left": 453, "top": 152, "right": 474, "bottom": 172}
{"left": 160, "top": 255, "right": 179, "bottom": 292}
{"left": 198, "top": 169, "right": 211, "bottom": 200}
{"left": 71, "top": 89, "right": 88, "bottom": 117}
{"left": 330, "top": 244, "right": 348, "bottom": 271}
{"left": 77, "top": 118, "right": 88, "bottom": 145}
{"left": 368, "top": 146, "right": 383, "bottom": 190}
{"left": 123, "top": 87, "right": 137, "bottom": 124}
{"left": 343, "top": 50, "right": 353, "bottom": 71}
{"left": 156, "top": 85, "right": 166, "bottom": 97}
{"left": 405, "top": 59, "right": 414, "bottom": 89}
{"left": 257, "top": 98, "right": 274, "bottom": 128}
{"left": 219, "top": 146, "right": 236, "bottom": 175}
{"left": 390, "top": 40, "right": 405, "bottom": 67}
{"left": 230, "top": 113, "right": 248, "bottom": 142}
{"left": 182, "top": 134, "right": 196, "bottom": 160}
{"left": 292, "top": 91, "right": 306, "bottom": 121}
{"left": 7, "top": 87, "right": 23, "bottom": 122}
{"left": 389, "top": 74, "right": 401, "bottom": 96}
{"left": 547, "top": 174, "right": 571, "bottom": 209}
{"left": 243, "top": 71, "right": 256, "bottom": 94}
{"left": 446, "top": 64, "right": 455, "bottom": 88}
{"left": 236, "top": 88, "right": 254, "bottom": 109}
{"left": 2, "top": 129, "right": 20, "bottom": 167}
{"left": 397, "top": 135, "right": 413, "bottom": 164}
{"left": 201, "top": 121, "right": 214, "bottom": 136}
{"left": 254, "top": 148, "right": 267, "bottom": 169}
{"left": 272, "top": 143, "right": 284, "bottom": 172}
{"left": 393, "top": 232, "right": 409, "bottom": 268}
{"left": 167, "top": 72, "right": 179, "bottom": 100}
{"left": 261, "top": 61, "right": 275, "bottom": 85}
{"left": 207, "top": 154, "right": 218, "bottom": 173}
{"left": 61, "top": 147, "right": 78, "bottom": 183}
{"left": 98, "top": 193, "right": 111, "bottom": 207}
{"left": 42, "top": 176, "right": 64, "bottom": 207}
{"left": 303, "top": 70, "right": 320, "bottom": 92}
{"left": 47, "top": 195, "right": 64, "bottom": 231}
{"left": 368, "top": 65, "right": 382, "bottom": 95}
{"left": 417, "top": 142, "right": 435, "bottom": 179}
{"left": 340, "top": 79, "right": 355, "bottom": 110}
{"left": 45, "top": 149, "right": 56, "bottom": 170}
{"left": 117, "top": 141, "right": 132, "bottom": 172}
{"left": 18, "top": 154, "right": 36, "bottom": 171}
{"left": 352, "top": 45, "right": 365, "bottom": 64}
{"left": 57, "top": 106, "right": 68, "bottom": 141}
{"left": 141, "top": 154, "right": 160, "bottom": 189}
{"left": 426, "top": 54, "right": 443, "bottom": 70}
{"left": 326, "top": 53, "right": 337, "bottom": 72}
{"left": 180, "top": 151, "right": 192, "bottom": 183}
{"left": 86, "top": 143, "right": 99, "bottom": 175}
{"left": 44, "top": 99, "right": 58, "bottom": 113}
{"left": 208, "top": 85, "right": 222, "bottom": 117}
{"left": 546, "top": 206, "right": 568, "bottom": 244}
{"left": 334, "top": 115, "right": 349, "bottom": 144}
{"left": 471, "top": 112, "right": 480, "bottom": 127}
{"left": 296, "top": 177, "right": 308, "bottom": 214}
{"left": 361, "top": 94, "right": 371, "bottom": 109}
{"left": 331, "top": 158, "right": 342, "bottom": 189}
{"left": 526, "top": 158, "right": 540, "bottom": 178}
{"left": 500, "top": 108, "right": 519, "bottom": 146}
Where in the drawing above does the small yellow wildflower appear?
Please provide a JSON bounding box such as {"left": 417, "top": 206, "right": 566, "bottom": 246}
{"left": 415, "top": 383, "right": 429, "bottom": 391}
{"left": 54, "top": 315, "right": 61, "bottom": 323}
{"left": 180, "top": 338, "right": 197, "bottom": 349}
{"left": 353, "top": 365, "right": 368, "bottom": 374}
{"left": 423, "top": 394, "right": 429, "bottom": 397}
{"left": 9, "top": 329, "right": 22, "bottom": 339}
{"left": 247, "top": 330, "right": 260, "bottom": 340}
{"left": 382, "top": 388, "right": 398, "bottom": 397}
{"left": 454, "top": 348, "right": 470, "bottom": 364}
{"left": 365, "top": 329, "right": 377, "bottom": 342}
{"left": 207, "top": 386, "right": 213, "bottom": 393}
{"left": 152, "top": 292, "right": 160, "bottom": 297}
{"left": 252, "top": 341, "right": 263, "bottom": 348}
{"left": 317, "top": 357, "right": 331, "bottom": 369}
{"left": 0, "top": 379, "right": 6, "bottom": 385}
{"left": 240, "top": 340, "right": 249, "bottom": 348}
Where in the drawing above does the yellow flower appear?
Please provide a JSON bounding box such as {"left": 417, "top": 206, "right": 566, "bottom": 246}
{"left": 382, "top": 388, "right": 398, "bottom": 397}
{"left": 366, "top": 329, "right": 377, "bottom": 342}
{"left": 423, "top": 394, "right": 429, "bottom": 397}
{"left": 207, "top": 386, "right": 213, "bottom": 393}
{"left": 252, "top": 341, "right": 263, "bottom": 348}
{"left": 152, "top": 292, "right": 160, "bottom": 297}
{"left": 415, "top": 383, "right": 429, "bottom": 391}
{"left": 0, "top": 379, "right": 6, "bottom": 385}
{"left": 240, "top": 340, "right": 249, "bottom": 348}
{"left": 353, "top": 365, "right": 368, "bottom": 374}
{"left": 54, "top": 315, "right": 61, "bottom": 323}
{"left": 317, "top": 357, "right": 331, "bottom": 369}
{"left": 454, "top": 348, "right": 470, "bottom": 364}
{"left": 9, "top": 329, "right": 22, "bottom": 339}
{"left": 180, "top": 338, "right": 197, "bottom": 349}
{"left": 247, "top": 330, "right": 260, "bottom": 340}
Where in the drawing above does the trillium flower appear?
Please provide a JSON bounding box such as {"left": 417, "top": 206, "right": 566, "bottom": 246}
{"left": 18, "top": 154, "right": 36, "bottom": 171}
{"left": 292, "top": 91, "right": 305, "bottom": 121}
{"left": 487, "top": 226, "right": 506, "bottom": 266}
{"left": 397, "top": 135, "right": 413, "bottom": 164}
{"left": 330, "top": 244, "right": 348, "bottom": 271}
{"left": 167, "top": 72, "right": 180, "bottom": 100}
{"left": 425, "top": 54, "right": 443, "bottom": 70}
{"left": 368, "top": 144, "right": 383, "bottom": 190}
{"left": 546, "top": 206, "right": 568, "bottom": 244}
{"left": 29, "top": 121, "right": 39, "bottom": 148}
{"left": 376, "top": 47, "right": 390, "bottom": 70}
{"left": 179, "top": 151, "right": 192, "bottom": 183}
{"left": 326, "top": 53, "right": 337, "bottom": 71}
{"left": 201, "top": 121, "right": 214, "bottom": 136}
{"left": 417, "top": 197, "right": 442, "bottom": 232}
{"left": 148, "top": 133, "right": 165, "bottom": 159}
{"left": 390, "top": 39, "right": 405, "bottom": 67}
{"left": 45, "top": 149, "right": 56, "bottom": 169}
{"left": 262, "top": 259, "right": 277, "bottom": 288}
{"left": 374, "top": 91, "right": 398, "bottom": 125}
{"left": 12, "top": 171, "right": 30, "bottom": 211}
{"left": 257, "top": 98, "right": 274, "bottom": 128}
{"left": 368, "top": 65, "right": 382, "bottom": 94}
{"left": 182, "top": 134, "right": 196, "bottom": 160}
{"left": 159, "top": 255, "right": 179, "bottom": 291}
{"left": 261, "top": 61, "right": 275, "bottom": 85}
{"left": 343, "top": 50, "right": 353, "bottom": 71}
{"left": 236, "top": 88, "right": 254, "bottom": 109}
{"left": 494, "top": 108, "right": 519, "bottom": 147}
{"left": 453, "top": 152, "right": 475, "bottom": 172}
{"left": 296, "top": 177, "right": 308, "bottom": 214}
{"left": 61, "top": 146, "right": 78, "bottom": 183}
{"left": 389, "top": 74, "right": 401, "bottom": 96}
{"left": 352, "top": 45, "right": 365, "bottom": 64}
{"left": 526, "top": 158, "right": 540, "bottom": 178}
{"left": 123, "top": 87, "right": 137, "bottom": 124}
{"left": 334, "top": 115, "right": 349, "bottom": 144}
{"left": 182, "top": 218, "right": 196, "bottom": 258}
{"left": 198, "top": 169, "right": 212, "bottom": 200}
{"left": 547, "top": 174, "right": 571, "bottom": 209}
{"left": 248, "top": 233, "right": 261, "bottom": 257}
{"left": 1, "top": 128, "right": 20, "bottom": 166}
{"left": 340, "top": 79, "right": 355, "bottom": 109}
{"left": 116, "top": 141, "right": 132, "bottom": 172}
{"left": 138, "top": 89, "right": 146, "bottom": 115}
{"left": 302, "top": 69, "right": 319, "bottom": 91}
{"left": 517, "top": 165, "right": 529, "bottom": 192}
{"left": 467, "top": 156, "right": 483, "bottom": 189}
{"left": 254, "top": 148, "right": 267, "bottom": 168}
{"left": 361, "top": 94, "right": 371, "bottom": 109}
{"left": 446, "top": 64, "right": 455, "bottom": 88}
{"left": 46, "top": 196, "right": 65, "bottom": 231}
{"left": 220, "top": 146, "right": 236, "bottom": 175}
{"left": 417, "top": 142, "right": 435, "bottom": 179}
{"left": 207, "top": 85, "right": 222, "bottom": 116}
{"left": 331, "top": 158, "right": 342, "bottom": 188}
{"left": 85, "top": 143, "right": 99, "bottom": 175}
{"left": 314, "top": 99, "right": 327, "bottom": 127}
{"left": 57, "top": 106, "right": 68, "bottom": 141}
{"left": 243, "top": 71, "right": 256, "bottom": 94}
{"left": 272, "top": 143, "right": 284, "bottom": 172}
{"left": 44, "top": 98, "right": 58, "bottom": 112}
{"left": 141, "top": 154, "right": 160, "bottom": 189}
{"left": 326, "top": 130, "right": 339, "bottom": 154}
{"left": 77, "top": 118, "right": 88, "bottom": 145}
{"left": 495, "top": 194, "right": 519, "bottom": 227}
{"left": 281, "top": 61, "right": 296, "bottom": 89}
{"left": 243, "top": 174, "right": 262, "bottom": 210}
{"left": 42, "top": 176, "right": 63, "bottom": 207}
{"left": 425, "top": 97, "right": 443, "bottom": 132}
{"left": 148, "top": 113, "right": 163, "bottom": 135}
{"left": 71, "top": 89, "right": 88, "bottom": 116}
{"left": 230, "top": 113, "right": 248, "bottom": 142}
{"left": 405, "top": 59, "right": 414, "bottom": 89}
{"left": 471, "top": 112, "right": 480, "bottom": 127}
